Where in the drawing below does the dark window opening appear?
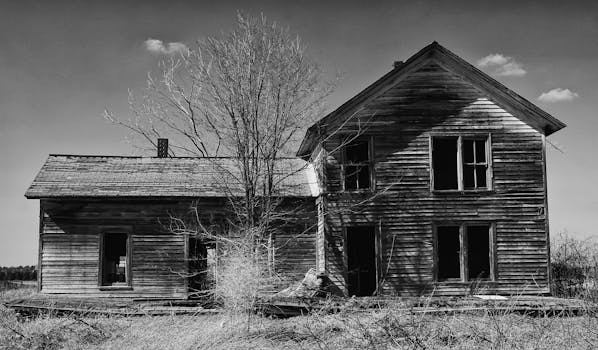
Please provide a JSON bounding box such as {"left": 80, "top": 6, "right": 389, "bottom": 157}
{"left": 101, "top": 233, "right": 128, "bottom": 286}
{"left": 343, "top": 139, "right": 371, "bottom": 190}
{"left": 436, "top": 224, "right": 493, "bottom": 282}
{"left": 188, "top": 237, "right": 217, "bottom": 297}
{"left": 346, "top": 226, "right": 377, "bottom": 296}
{"left": 437, "top": 226, "right": 461, "bottom": 280}
{"left": 432, "top": 138, "right": 458, "bottom": 190}
{"left": 467, "top": 225, "right": 491, "bottom": 279}
{"left": 432, "top": 136, "right": 490, "bottom": 190}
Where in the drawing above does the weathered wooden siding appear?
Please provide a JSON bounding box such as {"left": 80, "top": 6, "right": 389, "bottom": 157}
{"left": 39, "top": 199, "right": 193, "bottom": 298}
{"left": 39, "top": 198, "right": 317, "bottom": 298}
{"left": 319, "top": 63, "right": 549, "bottom": 296}
{"left": 272, "top": 200, "right": 318, "bottom": 286}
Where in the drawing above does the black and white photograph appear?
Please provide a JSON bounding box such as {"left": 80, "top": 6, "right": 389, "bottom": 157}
{"left": 1, "top": 0, "right": 597, "bottom": 348}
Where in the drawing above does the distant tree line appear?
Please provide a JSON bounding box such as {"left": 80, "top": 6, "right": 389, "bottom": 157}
{"left": 0, "top": 266, "right": 37, "bottom": 281}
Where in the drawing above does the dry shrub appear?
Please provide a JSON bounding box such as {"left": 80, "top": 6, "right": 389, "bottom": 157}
{"left": 551, "top": 231, "right": 598, "bottom": 301}
{"left": 214, "top": 243, "right": 268, "bottom": 320}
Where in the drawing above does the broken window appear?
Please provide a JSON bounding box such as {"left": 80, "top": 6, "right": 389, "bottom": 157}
{"left": 431, "top": 135, "right": 490, "bottom": 190}
{"left": 462, "top": 139, "right": 488, "bottom": 189}
{"left": 343, "top": 138, "right": 372, "bottom": 190}
{"left": 101, "top": 233, "right": 129, "bottom": 286}
{"left": 435, "top": 224, "right": 493, "bottom": 281}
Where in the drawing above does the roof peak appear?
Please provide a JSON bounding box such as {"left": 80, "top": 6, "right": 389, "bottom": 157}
{"left": 296, "top": 41, "right": 566, "bottom": 157}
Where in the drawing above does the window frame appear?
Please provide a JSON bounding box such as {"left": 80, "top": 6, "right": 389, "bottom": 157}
{"left": 98, "top": 229, "right": 133, "bottom": 290}
{"left": 341, "top": 136, "right": 375, "bottom": 192}
{"left": 432, "top": 222, "right": 496, "bottom": 282}
{"left": 429, "top": 133, "right": 493, "bottom": 192}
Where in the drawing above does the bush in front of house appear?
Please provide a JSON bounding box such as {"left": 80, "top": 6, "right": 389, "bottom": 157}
{"left": 551, "top": 231, "right": 598, "bottom": 301}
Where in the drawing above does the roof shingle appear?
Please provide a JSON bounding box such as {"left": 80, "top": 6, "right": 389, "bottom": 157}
{"left": 25, "top": 155, "right": 318, "bottom": 198}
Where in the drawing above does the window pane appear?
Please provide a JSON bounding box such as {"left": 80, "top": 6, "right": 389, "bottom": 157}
{"left": 467, "top": 226, "right": 490, "bottom": 279}
{"left": 432, "top": 138, "right": 458, "bottom": 190}
{"left": 463, "top": 139, "right": 474, "bottom": 163}
{"left": 345, "top": 140, "right": 369, "bottom": 163}
{"left": 102, "top": 233, "right": 128, "bottom": 286}
{"left": 463, "top": 165, "right": 475, "bottom": 189}
{"left": 475, "top": 140, "right": 486, "bottom": 163}
{"left": 344, "top": 165, "right": 359, "bottom": 190}
{"left": 357, "top": 165, "right": 370, "bottom": 189}
{"left": 437, "top": 226, "right": 461, "bottom": 280}
{"left": 476, "top": 165, "right": 487, "bottom": 188}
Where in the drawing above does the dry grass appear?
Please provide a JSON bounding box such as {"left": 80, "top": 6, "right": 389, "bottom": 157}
{"left": 0, "top": 284, "right": 37, "bottom": 302}
{"left": 1, "top": 299, "right": 597, "bottom": 350}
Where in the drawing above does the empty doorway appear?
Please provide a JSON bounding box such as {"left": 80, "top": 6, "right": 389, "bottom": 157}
{"left": 346, "top": 226, "right": 377, "bottom": 296}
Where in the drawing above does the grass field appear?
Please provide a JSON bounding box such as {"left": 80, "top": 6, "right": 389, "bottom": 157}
{"left": 1, "top": 288, "right": 597, "bottom": 350}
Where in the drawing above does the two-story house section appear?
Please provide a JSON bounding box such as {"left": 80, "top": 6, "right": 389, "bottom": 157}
{"left": 297, "top": 42, "right": 566, "bottom": 297}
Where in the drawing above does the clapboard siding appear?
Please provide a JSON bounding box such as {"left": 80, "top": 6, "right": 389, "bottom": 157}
{"left": 318, "top": 63, "right": 550, "bottom": 296}
{"left": 273, "top": 200, "right": 318, "bottom": 285}
{"left": 39, "top": 198, "right": 317, "bottom": 298}
{"left": 39, "top": 199, "right": 192, "bottom": 298}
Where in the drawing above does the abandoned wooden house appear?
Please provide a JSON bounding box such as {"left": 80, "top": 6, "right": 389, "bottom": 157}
{"left": 26, "top": 42, "right": 566, "bottom": 298}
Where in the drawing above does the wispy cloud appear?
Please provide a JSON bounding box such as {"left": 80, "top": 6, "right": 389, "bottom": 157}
{"left": 538, "top": 88, "right": 579, "bottom": 103}
{"left": 145, "top": 39, "right": 188, "bottom": 55}
{"left": 477, "top": 53, "right": 526, "bottom": 77}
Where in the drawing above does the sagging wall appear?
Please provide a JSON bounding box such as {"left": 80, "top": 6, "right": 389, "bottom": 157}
{"left": 316, "top": 63, "right": 550, "bottom": 296}
{"left": 39, "top": 198, "right": 317, "bottom": 298}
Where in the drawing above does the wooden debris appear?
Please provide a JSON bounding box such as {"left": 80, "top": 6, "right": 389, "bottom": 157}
{"left": 2, "top": 296, "right": 219, "bottom": 317}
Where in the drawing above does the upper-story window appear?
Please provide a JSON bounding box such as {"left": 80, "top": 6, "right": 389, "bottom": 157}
{"left": 342, "top": 138, "right": 372, "bottom": 190}
{"left": 431, "top": 135, "right": 491, "bottom": 191}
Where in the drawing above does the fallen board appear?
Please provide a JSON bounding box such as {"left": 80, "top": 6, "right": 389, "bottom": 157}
{"left": 259, "top": 295, "right": 598, "bottom": 318}
{"left": 4, "top": 295, "right": 596, "bottom": 318}
{"left": 3, "top": 296, "right": 220, "bottom": 317}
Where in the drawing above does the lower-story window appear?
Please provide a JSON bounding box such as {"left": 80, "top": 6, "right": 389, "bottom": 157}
{"left": 100, "top": 232, "right": 131, "bottom": 287}
{"left": 435, "top": 223, "right": 494, "bottom": 281}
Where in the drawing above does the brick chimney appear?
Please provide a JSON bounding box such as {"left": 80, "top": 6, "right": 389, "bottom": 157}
{"left": 157, "top": 138, "right": 168, "bottom": 158}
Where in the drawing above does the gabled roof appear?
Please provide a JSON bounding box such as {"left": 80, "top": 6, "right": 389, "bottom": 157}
{"left": 297, "top": 41, "right": 566, "bottom": 158}
{"left": 25, "top": 155, "right": 318, "bottom": 199}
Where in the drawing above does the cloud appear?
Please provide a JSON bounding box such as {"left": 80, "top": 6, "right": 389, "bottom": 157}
{"left": 144, "top": 39, "right": 188, "bottom": 55}
{"left": 538, "top": 88, "right": 579, "bottom": 103}
{"left": 477, "top": 53, "right": 526, "bottom": 77}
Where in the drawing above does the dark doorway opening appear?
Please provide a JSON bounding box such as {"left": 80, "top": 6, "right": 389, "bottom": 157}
{"left": 187, "top": 237, "right": 217, "bottom": 298}
{"left": 101, "top": 233, "right": 129, "bottom": 286}
{"left": 346, "top": 226, "right": 377, "bottom": 296}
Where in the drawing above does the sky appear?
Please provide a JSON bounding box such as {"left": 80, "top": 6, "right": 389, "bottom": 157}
{"left": 0, "top": 0, "right": 597, "bottom": 266}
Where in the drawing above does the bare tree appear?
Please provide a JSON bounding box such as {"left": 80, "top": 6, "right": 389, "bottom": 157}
{"left": 105, "top": 13, "right": 333, "bottom": 314}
